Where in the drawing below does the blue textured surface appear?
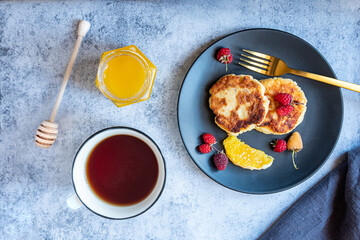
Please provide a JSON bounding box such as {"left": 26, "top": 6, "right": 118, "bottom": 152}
{"left": 0, "top": 1, "right": 359, "bottom": 239}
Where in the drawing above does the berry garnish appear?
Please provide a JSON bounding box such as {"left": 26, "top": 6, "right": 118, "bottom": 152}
{"left": 216, "top": 48, "right": 233, "bottom": 72}
{"left": 287, "top": 132, "right": 303, "bottom": 169}
{"left": 198, "top": 133, "right": 228, "bottom": 170}
{"left": 274, "top": 93, "right": 292, "bottom": 105}
{"left": 213, "top": 153, "right": 228, "bottom": 170}
{"left": 271, "top": 139, "right": 287, "bottom": 153}
{"left": 198, "top": 144, "right": 211, "bottom": 154}
{"left": 203, "top": 133, "right": 216, "bottom": 145}
{"left": 276, "top": 105, "right": 294, "bottom": 116}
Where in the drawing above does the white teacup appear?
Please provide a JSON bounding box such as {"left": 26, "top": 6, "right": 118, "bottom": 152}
{"left": 67, "top": 127, "right": 166, "bottom": 219}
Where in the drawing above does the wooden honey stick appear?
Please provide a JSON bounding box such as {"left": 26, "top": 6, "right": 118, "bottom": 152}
{"left": 35, "top": 20, "right": 90, "bottom": 148}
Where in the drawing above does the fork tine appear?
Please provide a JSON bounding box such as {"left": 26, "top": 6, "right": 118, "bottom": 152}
{"left": 241, "top": 54, "right": 269, "bottom": 65}
{"left": 239, "top": 58, "right": 268, "bottom": 69}
{"left": 243, "top": 49, "right": 272, "bottom": 60}
{"left": 238, "top": 62, "right": 268, "bottom": 75}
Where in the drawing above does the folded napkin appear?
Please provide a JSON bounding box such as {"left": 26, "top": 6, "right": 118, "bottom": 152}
{"left": 259, "top": 147, "right": 360, "bottom": 240}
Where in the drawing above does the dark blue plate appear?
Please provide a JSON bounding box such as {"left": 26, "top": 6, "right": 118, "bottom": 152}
{"left": 177, "top": 29, "right": 343, "bottom": 194}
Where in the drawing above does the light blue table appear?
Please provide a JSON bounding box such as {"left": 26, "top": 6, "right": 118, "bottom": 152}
{"left": 1, "top": 1, "right": 359, "bottom": 239}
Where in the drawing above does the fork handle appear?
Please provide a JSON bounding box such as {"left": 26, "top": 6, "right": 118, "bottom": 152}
{"left": 288, "top": 68, "right": 360, "bottom": 93}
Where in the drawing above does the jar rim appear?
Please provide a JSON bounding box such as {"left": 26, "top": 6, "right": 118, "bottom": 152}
{"left": 96, "top": 49, "right": 151, "bottom": 103}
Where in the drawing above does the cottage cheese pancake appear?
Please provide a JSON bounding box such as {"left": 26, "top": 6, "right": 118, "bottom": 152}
{"left": 209, "top": 74, "right": 269, "bottom": 136}
{"left": 255, "top": 78, "right": 307, "bottom": 135}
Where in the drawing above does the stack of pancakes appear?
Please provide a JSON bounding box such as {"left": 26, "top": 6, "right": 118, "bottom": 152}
{"left": 209, "top": 74, "right": 307, "bottom": 135}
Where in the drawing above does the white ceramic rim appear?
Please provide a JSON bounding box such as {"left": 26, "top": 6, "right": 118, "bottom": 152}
{"left": 72, "top": 127, "right": 166, "bottom": 219}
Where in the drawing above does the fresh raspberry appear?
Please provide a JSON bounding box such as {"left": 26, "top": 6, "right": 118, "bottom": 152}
{"left": 287, "top": 132, "right": 303, "bottom": 170}
{"left": 287, "top": 132, "right": 303, "bottom": 152}
{"left": 216, "top": 48, "right": 233, "bottom": 72}
{"left": 274, "top": 93, "right": 292, "bottom": 105}
{"left": 198, "top": 144, "right": 211, "bottom": 154}
{"left": 216, "top": 48, "right": 233, "bottom": 63}
{"left": 203, "top": 133, "right": 216, "bottom": 145}
{"left": 272, "top": 139, "right": 287, "bottom": 153}
{"left": 213, "top": 153, "right": 228, "bottom": 170}
{"left": 276, "top": 105, "right": 294, "bottom": 116}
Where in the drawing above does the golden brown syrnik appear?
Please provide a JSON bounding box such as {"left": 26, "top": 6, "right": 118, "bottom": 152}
{"left": 256, "top": 78, "right": 307, "bottom": 135}
{"left": 209, "top": 74, "right": 269, "bottom": 136}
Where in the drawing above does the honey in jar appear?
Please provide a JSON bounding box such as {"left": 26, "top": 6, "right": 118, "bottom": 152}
{"left": 96, "top": 45, "right": 157, "bottom": 107}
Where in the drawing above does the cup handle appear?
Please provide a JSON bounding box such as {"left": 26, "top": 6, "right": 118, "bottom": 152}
{"left": 67, "top": 193, "right": 83, "bottom": 209}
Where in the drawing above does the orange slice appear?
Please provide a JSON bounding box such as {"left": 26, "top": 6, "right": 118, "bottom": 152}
{"left": 223, "top": 136, "right": 274, "bottom": 170}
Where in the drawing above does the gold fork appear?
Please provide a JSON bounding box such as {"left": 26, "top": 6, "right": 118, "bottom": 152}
{"left": 239, "top": 49, "right": 360, "bottom": 93}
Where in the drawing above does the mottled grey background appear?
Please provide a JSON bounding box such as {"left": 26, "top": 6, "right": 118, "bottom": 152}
{"left": 1, "top": 0, "right": 359, "bottom": 239}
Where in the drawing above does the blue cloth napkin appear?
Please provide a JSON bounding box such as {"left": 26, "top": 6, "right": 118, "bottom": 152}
{"left": 259, "top": 147, "right": 360, "bottom": 240}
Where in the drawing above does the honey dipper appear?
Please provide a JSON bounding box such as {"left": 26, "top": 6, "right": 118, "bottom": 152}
{"left": 35, "top": 20, "right": 90, "bottom": 148}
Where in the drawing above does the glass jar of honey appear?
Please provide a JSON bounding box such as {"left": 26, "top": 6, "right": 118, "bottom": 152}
{"left": 96, "top": 45, "right": 157, "bottom": 107}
